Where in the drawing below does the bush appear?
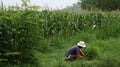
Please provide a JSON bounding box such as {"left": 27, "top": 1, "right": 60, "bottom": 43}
{"left": 0, "top": 10, "right": 41, "bottom": 64}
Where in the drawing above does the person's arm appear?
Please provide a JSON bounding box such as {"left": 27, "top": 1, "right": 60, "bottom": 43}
{"left": 80, "top": 49, "right": 85, "bottom": 56}
{"left": 78, "top": 55, "right": 83, "bottom": 58}
{"left": 76, "top": 47, "right": 84, "bottom": 58}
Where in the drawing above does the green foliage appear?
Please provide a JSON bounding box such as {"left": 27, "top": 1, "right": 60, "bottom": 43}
{"left": 80, "top": 0, "right": 120, "bottom": 11}
{"left": 99, "top": 54, "right": 120, "bottom": 67}
{"left": 80, "top": 0, "right": 98, "bottom": 10}
{"left": 0, "top": 10, "right": 41, "bottom": 64}
{"left": 37, "top": 37, "right": 120, "bottom": 67}
{"left": 95, "top": 13, "right": 120, "bottom": 39}
{"left": 84, "top": 47, "right": 99, "bottom": 60}
{"left": 0, "top": 7, "right": 120, "bottom": 66}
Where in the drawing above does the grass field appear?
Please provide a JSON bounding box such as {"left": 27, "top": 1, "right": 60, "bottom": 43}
{"left": 35, "top": 34, "right": 120, "bottom": 67}
{"left": 3, "top": 35, "right": 120, "bottom": 67}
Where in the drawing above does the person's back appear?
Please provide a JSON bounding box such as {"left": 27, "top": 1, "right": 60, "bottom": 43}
{"left": 65, "top": 45, "right": 80, "bottom": 57}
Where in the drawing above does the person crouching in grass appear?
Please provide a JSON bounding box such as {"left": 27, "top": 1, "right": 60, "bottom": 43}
{"left": 65, "top": 41, "right": 86, "bottom": 61}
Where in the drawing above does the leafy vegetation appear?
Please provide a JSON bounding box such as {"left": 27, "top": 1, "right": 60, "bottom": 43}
{"left": 80, "top": 0, "right": 120, "bottom": 11}
{"left": 0, "top": 5, "right": 120, "bottom": 67}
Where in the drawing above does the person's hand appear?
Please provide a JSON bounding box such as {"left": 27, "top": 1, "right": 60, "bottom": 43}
{"left": 78, "top": 55, "right": 83, "bottom": 58}
{"left": 68, "top": 55, "right": 71, "bottom": 59}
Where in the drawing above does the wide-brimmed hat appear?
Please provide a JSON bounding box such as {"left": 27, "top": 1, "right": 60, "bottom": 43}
{"left": 77, "top": 41, "right": 86, "bottom": 48}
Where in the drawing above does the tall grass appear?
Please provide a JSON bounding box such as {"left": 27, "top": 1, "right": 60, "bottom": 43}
{"left": 38, "top": 37, "right": 120, "bottom": 67}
